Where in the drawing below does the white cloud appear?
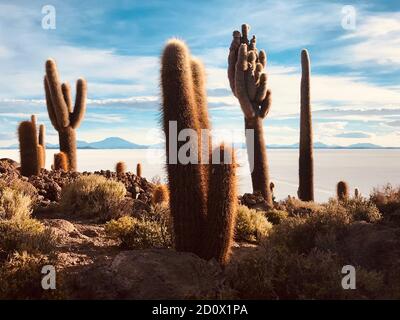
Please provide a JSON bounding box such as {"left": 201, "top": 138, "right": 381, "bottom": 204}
{"left": 325, "top": 12, "right": 400, "bottom": 67}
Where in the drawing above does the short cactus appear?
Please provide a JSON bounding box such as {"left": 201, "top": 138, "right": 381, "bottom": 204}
{"left": 18, "top": 115, "right": 46, "bottom": 176}
{"left": 228, "top": 24, "right": 272, "bottom": 205}
{"left": 298, "top": 49, "right": 314, "bottom": 201}
{"left": 54, "top": 152, "right": 69, "bottom": 171}
{"left": 116, "top": 161, "right": 126, "bottom": 176}
{"left": 337, "top": 181, "right": 349, "bottom": 201}
{"left": 44, "top": 59, "right": 87, "bottom": 171}
{"left": 18, "top": 119, "right": 40, "bottom": 177}
{"left": 161, "top": 39, "right": 237, "bottom": 265}
{"left": 136, "top": 163, "right": 142, "bottom": 177}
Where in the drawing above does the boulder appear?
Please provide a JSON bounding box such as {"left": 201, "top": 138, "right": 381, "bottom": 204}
{"left": 71, "top": 249, "right": 228, "bottom": 299}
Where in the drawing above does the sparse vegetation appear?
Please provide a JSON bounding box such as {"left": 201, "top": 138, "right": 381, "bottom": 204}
{"left": 228, "top": 200, "right": 399, "bottom": 299}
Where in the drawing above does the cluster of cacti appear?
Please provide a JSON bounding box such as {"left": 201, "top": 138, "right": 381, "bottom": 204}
{"left": 228, "top": 24, "right": 273, "bottom": 206}
{"left": 44, "top": 59, "right": 87, "bottom": 171}
{"left": 53, "top": 152, "right": 69, "bottom": 171}
{"left": 116, "top": 161, "right": 126, "bottom": 176}
{"left": 337, "top": 181, "right": 349, "bottom": 201}
{"left": 18, "top": 115, "right": 46, "bottom": 176}
{"left": 161, "top": 39, "right": 237, "bottom": 265}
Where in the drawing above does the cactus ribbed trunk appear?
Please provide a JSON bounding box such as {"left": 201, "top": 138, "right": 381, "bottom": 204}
{"left": 59, "top": 127, "right": 77, "bottom": 171}
{"left": 298, "top": 49, "right": 314, "bottom": 201}
{"left": 202, "top": 146, "right": 237, "bottom": 265}
{"left": 227, "top": 24, "right": 273, "bottom": 206}
{"left": 161, "top": 39, "right": 207, "bottom": 255}
{"left": 245, "top": 117, "right": 272, "bottom": 204}
{"left": 160, "top": 39, "right": 237, "bottom": 264}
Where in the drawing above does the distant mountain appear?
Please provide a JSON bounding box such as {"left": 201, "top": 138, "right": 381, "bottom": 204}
{"left": 86, "top": 137, "right": 148, "bottom": 149}
{"left": 0, "top": 138, "right": 397, "bottom": 150}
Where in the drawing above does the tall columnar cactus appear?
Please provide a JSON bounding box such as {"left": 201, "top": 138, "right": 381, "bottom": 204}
{"left": 298, "top": 49, "right": 314, "bottom": 201}
{"left": 161, "top": 39, "right": 237, "bottom": 264}
{"left": 337, "top": 181, "right": 349, "bottom": 201}
{"left": 228, "top": 24, "right": 272, "bottom": 205}
{"left": 18, "top": 117, "right": 40, "bottom": 176}
{"left": 44, "top": 59, "right": 87, "bottom": 171}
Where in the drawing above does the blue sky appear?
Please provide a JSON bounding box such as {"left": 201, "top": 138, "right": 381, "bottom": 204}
{"left": 0, "top": 0, "right": 399, "bottom": 146}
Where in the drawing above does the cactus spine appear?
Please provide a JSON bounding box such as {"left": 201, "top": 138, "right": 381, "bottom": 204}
{"left": 161, "top": 39, "right": 237, "bottom": 265}
{"left": 228, "top": 24, "right": 272, "bottom": 205}
{"left": 54, "top": 152, "right": 69, "bottom": 171}
{"left": 44, "top": 59, "right": 87, "bottom": 171}
{"left": 337, "top": 181, "right": 349, "bottom": 201}
{"left": 298, "top": 49, "right": 314, "bottom": 201}
{"left": 18, "top": 116, "right": 41, "bottom": 176}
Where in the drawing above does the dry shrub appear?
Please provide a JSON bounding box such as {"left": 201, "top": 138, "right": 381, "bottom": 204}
{"left": 105, "top": 204, "right": 173, "bottom": 249}
{"left": 228, "top": 245, "right": 386, "bottom": 299}
{"left": 235, "top": 205, "right": 272, "bottom": 243}
{"left": 0, "top": 187, "right": 32, "bottom": 220}
{"left": 59, "top": 175, "right": 127, "bottom": 221}
{"left": 0, "top": 218, "right": 55, "bottom": 254}
{"left": 370, "top": 184, "right": 400, "bottom": 224}
{"left": 281, "top": 197, "right": 323, "bottom": 216}
{"left": 0, "top": 251, "right": 63, "bottom": 299}
{"left": 264, "top": 209, "right": 288, "bottom": 225}
{"left": 152, "top": 184, "right": 169, "bottom": 205}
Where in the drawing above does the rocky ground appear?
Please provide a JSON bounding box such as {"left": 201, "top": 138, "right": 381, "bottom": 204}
{"left": 0, "top": 158, "right": 258, "bottom": 299}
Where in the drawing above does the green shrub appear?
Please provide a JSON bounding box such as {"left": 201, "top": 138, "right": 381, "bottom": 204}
{"left": 265, "top": 209, "right": 288, "bottom": 224}
{"left": 59, "top": 175, "right": 127, "bottom": 221}
{"left": 235, "top": 205, "right": 272, "bottom": 243}
{"left": 105, "top": 204, "right": 173, "bottom": 249}
{"left": 0, "top": 187, "right": 32, "bottom": 220}
{"left": 0, "top": 218, "right": 55, "bottom": 254}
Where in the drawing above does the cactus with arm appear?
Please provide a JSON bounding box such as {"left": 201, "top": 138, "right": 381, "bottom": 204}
{"left": 228, "top": 24, "right": 272, "bottom": 205}
{"left": 44, "top": 59, "right": 87, "bottom": 171}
